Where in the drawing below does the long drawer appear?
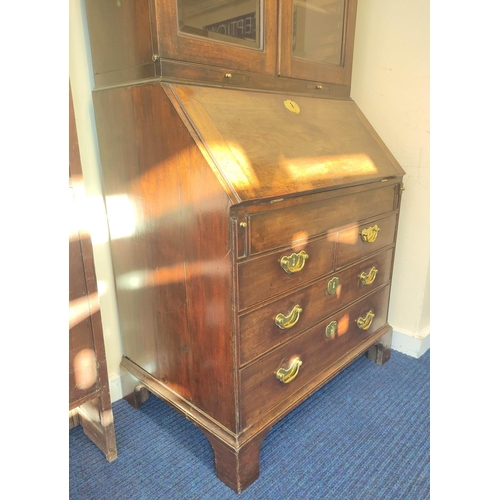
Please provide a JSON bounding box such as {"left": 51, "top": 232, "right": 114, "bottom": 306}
{"left": 239, "top": 285, "right": 391, "bottom": 430}
{"left": 239, "top": 248, "right": 394, "bottom": 365}
{"left": 249, "top": 184, "right": 396, "bottom": 255}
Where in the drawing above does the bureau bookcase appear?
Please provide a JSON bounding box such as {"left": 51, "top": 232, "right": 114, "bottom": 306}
{"left": 84, "top": 0, "right": 405, "bottom": 492}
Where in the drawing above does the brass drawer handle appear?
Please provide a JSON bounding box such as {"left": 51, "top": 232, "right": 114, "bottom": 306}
{"left": 276, "top": 357, "right": 303, "bottom": 383}
{"left": 325, "top": 320, "right": 338, "bottom": 338}
{"left": 356, "top": 310, "right": 375, "bottom": 330}
{"left": 280, "top": 250, "right": 309, "bottom": 274}
{"left": 359, "top": 266, "right": 378, "bottom": 286}
{"left": 327, "top": 276, "right": 340, "bottom": 295}
{"left": 275, "top": 305, "right": 303, "bottom": 329}
{"left": 360, "top": 224, "right": 380, "bottom": 243}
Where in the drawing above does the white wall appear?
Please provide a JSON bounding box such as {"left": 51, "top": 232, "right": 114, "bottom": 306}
{"left": 69, "top": 0, "right": 430, "bottom": 403}
{"left": 351, "top": 0, "right": 430, "bottom": 357}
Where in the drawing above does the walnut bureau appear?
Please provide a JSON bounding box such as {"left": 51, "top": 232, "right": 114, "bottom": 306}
{"left": 84, "top": 0, "right": 405, "bottom": 493}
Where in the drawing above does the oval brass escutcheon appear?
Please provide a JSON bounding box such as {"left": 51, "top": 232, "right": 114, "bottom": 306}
{"left": 325, "top": 320, "right": 338, "bottom": 338}
{"left": 359, "top": 266, "right": 378, "bottom": 286}
{"left": 327, "top": 276, "right": 340, "bottom": 295}
{"left": 356, "top": 310, "right": 375, "bottom": 330}
{"left": 276, "top": 357, "right": 303, "bottom": 383}
{"left": 275, "top": 304, "right": 303, "bottom": 329}
{"left": 284, "top": 99, "right": 300, "bottom": 114}
{"left": 280, "top": 250, "right": 309, "bottom": 274}
{"left": 360, "top": 224, "right": 380, "bottom": 243}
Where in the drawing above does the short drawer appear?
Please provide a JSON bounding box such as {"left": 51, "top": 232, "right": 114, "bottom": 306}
{"left": 239, "top": 248, "right": 394, "bottom": 365}
{"left": 249, "top": 184, "right": 396, "bottom": 255}
{"left": 239, "top": 285, "right": 391, "bottom": 430}
{"left": 238, "top": 236, "right": 335, "bottom": 311}
{"left": 337, "top": 213, "right": 397, "bottom": 268}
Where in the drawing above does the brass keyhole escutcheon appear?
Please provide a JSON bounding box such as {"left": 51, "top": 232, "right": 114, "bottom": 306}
{"left": 325, "top": 321, "right": 338, "bottom": 338}
{"left": 327, "top": 276, "right": 340, "bottom": 295}
{"left": 284, "top": 99, "right": 300, "bottom": 114}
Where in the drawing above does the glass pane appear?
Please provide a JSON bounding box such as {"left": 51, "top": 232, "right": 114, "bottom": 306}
{"left": 292, "top": 0, "right": 345, "bottom": 66}
{"left": 177, "top": 0, "right": 261, "bottom": 49}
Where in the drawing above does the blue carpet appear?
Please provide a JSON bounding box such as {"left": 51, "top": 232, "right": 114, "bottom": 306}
{"left": 70, "top": 349, "right": 430, "bottom": 499}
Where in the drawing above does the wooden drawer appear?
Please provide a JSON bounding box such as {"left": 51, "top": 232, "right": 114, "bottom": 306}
{"left": 238, "top": 235, "right": 335, "bottom": 311}
{"left": 239, "top": 248, "right": 394, "bottom": 365}
{"left": 249, "top": 184, "right": 396, "bottom": 255}
{"left": 239, "top": 285, "right": 391, "bottom": 430}
{"left": 337, "top": 213, "right": 397, "bottom": 268}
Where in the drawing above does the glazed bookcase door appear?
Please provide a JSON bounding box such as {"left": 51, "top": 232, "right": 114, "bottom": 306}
{"left": 156, "top": 0, "right": 278, "bottom": 74}
{"left": 279, "top": 0, "right": 358, "bottom": 86}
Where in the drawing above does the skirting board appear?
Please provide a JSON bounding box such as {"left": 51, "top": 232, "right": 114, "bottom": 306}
{"left": 391, "top": 329, "right": 430, "bottom": 358}
{"left": 109, "top": 371, "right": 125, "bottom": 404}
{"left": 109, "top": 366, "right": 155, "bottom": 404}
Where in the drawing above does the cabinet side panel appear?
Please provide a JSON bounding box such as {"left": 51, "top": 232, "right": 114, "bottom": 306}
{"left": 175, "top": 123, "right": 236, "bottom": 430}
{"left": 93, "top": 83, "right": 236, "bottom": 430}
{"left": 85, "top": 0, "right": 154, "bottom": 82}
{"left": 93, "top": 84, "right": 184, "bottom": 386}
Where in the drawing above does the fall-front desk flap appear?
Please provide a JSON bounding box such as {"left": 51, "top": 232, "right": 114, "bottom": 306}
{"left": 167, "top": 84, "right": 404, "bottom": 204}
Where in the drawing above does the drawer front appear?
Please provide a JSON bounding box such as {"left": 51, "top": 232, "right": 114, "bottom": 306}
{"left": 238, "top": 236, "right": 335, "bottom": 311}
{"left": 239, "top": 248, "right": 394, "bottom": 365}
{"left": 337, "top": 213, "right": 397, "bottom": 268}
{"left": 249, "top": 184, "right": 396, "bottom": 255}
{"left": 240, "top": 285, "right": 391, "bottom": 429}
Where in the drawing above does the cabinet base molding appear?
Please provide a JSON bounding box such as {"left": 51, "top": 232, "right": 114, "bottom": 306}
{"left": 121, "top": 324, "right": 393, "bottom": 492}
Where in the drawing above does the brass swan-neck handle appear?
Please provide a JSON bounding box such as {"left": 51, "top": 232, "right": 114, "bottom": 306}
{"left": 360, "top": 225, "right": 380, "bottom": 243}
{"left": 276, "top": 357, "right": 303, "bottom": 383}
{"left": 359, "top": 266, "right": 378, "bottom": 286}
{"left": 280, "top": 250, "right": 309, "bottom": 274}
{"left": 356, "top": 310, "right": 375, "bottom": 330}
{"left": 275, "top": 305, "right": 303, "bottom": 329}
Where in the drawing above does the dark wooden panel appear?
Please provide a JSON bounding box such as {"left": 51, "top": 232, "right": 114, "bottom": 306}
{"left": 69, "top": 84, "right": 99, "bottom": 405}
{"left": 84, "top": 0, "right": 154, "bottom": 78}
{"left": 170, "top": 85, "right": 404, "bottom": 203}
{"left": 249, "top": 185, "right": 396, "bottom": 254}
{"left": 239, "top": 248, "right": 394, "bottom": 365}
{"left": 174, "top": 107, "right": 235, "bottom": 427}
{"left": 92, "top": 84, "right": 174, "bottom": 382}
{"left": 240, "top": 284, "right": 391, "bottom": 430}
{"left": 69, "top": 229, "right": 99, "bottom": 403}
{"left": 92, "top": 82, "right": 237, "bottom": 430}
